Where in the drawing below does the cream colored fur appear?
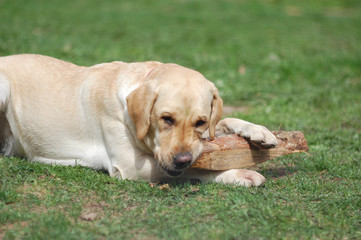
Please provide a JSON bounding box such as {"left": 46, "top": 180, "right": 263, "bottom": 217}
{"left": 0, "top": 54, "right": 277, "bottom": 186}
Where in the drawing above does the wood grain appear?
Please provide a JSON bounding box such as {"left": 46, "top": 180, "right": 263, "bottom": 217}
{"left": 191, "top": 131, "right": 308, "bottom": 170}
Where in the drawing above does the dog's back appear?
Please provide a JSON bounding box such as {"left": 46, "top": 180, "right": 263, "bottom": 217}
{"left": 0, "top": 55, "right": 80, "bottom": 156}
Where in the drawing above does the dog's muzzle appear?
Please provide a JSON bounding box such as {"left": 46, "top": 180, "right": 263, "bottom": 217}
{"left": 173, "top": 152, "right": 193, "bottom": 170}
{"left": 161, "top": 152, "right": 193, "bottom": 177}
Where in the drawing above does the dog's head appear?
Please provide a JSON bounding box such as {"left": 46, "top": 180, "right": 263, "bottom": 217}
{"left": 127, "top": 64, "right": 223, "bottom": 177}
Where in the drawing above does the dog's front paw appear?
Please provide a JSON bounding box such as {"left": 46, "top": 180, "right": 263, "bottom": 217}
{"left": 237, "top": 123, "right": 278, "bottom": 149}
{"left": 215, "top": 169, "right": 266, "bottom": 187}
{"left": 216, "top": 118, "right": 278, "bottom": 148}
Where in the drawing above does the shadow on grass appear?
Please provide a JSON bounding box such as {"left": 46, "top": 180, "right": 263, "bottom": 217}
{"left": 260, "top": 167, "right": 299, "bottom": 179}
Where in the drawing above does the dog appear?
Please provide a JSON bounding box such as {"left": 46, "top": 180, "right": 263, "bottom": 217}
{"left": 0, "top": 54, "right": 277, "bottom": 186}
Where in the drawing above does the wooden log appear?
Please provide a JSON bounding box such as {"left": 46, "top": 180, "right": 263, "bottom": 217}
{"left": 191, "top": 131, "right": 308, "bottom": 170}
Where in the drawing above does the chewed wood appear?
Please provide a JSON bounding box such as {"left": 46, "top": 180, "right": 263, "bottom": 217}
{"left": 191, "top": 131, "right": 309, "bottom": 170}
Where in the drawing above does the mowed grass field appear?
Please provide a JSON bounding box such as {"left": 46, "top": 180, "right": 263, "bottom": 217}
{"left": 0, "top": 0, "right": 360, "bottom": 239}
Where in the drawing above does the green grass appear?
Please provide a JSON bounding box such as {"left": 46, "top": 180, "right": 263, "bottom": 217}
{"left": 0, "top": 0, "right": 360, "bottom": 239}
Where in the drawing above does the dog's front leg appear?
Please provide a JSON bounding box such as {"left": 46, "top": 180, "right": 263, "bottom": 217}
{"left": 213, "top": 118, "right": 278, "bottom": 148}
{"left": 101, "top": 122, "right": 167, "bottom": 182}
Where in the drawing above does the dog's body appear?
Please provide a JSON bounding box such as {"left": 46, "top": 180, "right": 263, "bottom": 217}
{"left": 0, "top": 54, "right": 277, "bottom": 186}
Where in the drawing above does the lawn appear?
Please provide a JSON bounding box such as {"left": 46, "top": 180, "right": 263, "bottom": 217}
{"left": 0, "top": 0, "right": 360, "bottom": 239}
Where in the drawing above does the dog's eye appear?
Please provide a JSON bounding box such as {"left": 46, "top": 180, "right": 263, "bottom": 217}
{"left": 161, "top": 116, "right": 174, "bottom": 125}
{"left": 195, "top": 120, "right": 206, "bottom": 128}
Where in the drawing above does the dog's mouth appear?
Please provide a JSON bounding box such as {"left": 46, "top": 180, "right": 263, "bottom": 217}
{"left": 160, "top": 165, "right": 184, "bottom": 177}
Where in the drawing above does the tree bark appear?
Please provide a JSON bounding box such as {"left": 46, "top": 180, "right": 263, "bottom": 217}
{"left": 191, "top": 131, "right": 308, "bottom": 170}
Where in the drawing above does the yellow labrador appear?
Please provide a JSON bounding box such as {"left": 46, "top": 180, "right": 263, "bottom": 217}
{"left": 0, "top": 54, "right": 277, "bottom": 186}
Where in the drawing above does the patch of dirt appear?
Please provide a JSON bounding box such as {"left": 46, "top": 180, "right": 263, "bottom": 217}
{"left": 285, "top": 6, "right": 303, "bottom": 16}
{"left": 18, "top": 182, "right": 48, "bottom": 200}
{"left": 0, "top": 221, "right": 28, "bottom": 239}
{"left": 79, "top": 200, "right": 108, "bottom": 222}
{"left": 80, "top": 211, "right": 98, "bottom": 221}
{"left": 222, "top": 105, "right": 250, "bottom": 116}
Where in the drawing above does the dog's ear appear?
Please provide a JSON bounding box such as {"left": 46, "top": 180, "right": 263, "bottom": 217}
{"left": 126, "top": 83, "right": 158, "bottom": 140}
{"left": 209, "top": 88, "right": 223, "bottom": 140}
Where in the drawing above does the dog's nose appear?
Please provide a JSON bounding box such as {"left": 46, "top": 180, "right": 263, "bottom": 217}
{"left": 173, "top": 152, "right": 193, "bottom": 170}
